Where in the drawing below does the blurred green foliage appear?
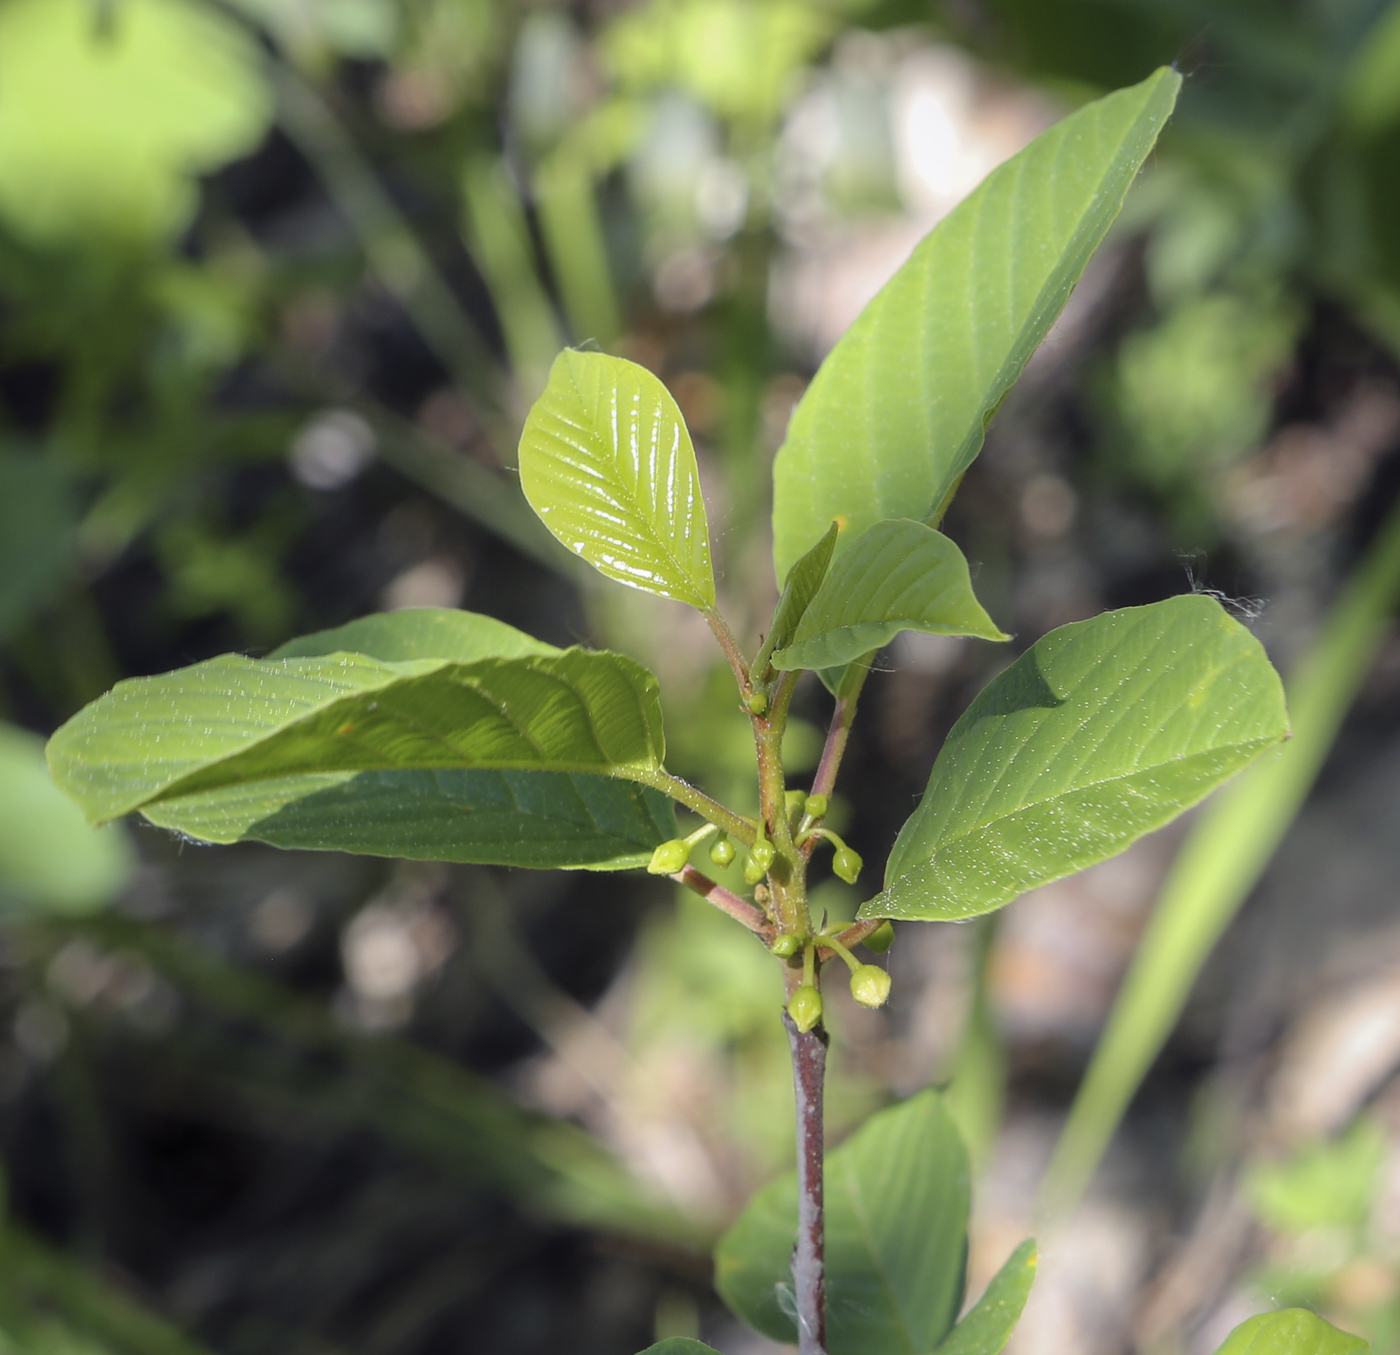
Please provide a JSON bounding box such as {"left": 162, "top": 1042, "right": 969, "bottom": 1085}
{"left": 0, "top": 0, "right": 1398, "bottom": 1349}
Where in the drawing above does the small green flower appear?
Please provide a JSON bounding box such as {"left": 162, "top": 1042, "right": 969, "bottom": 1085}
{"left": 709, "top": 834, "right": 736, "bottom": 867}
{"left": 804, "top": 793, "right": 829, "bottom": 819}
{"left": 647, "top": 839, "right": 691, "bottom": 874}
{"left": 833, "top": 845, "right": 863, "bottom": 885}
{"left": 770, "top": 934, "right": 804, "bottom": 959}
{"left": 787, "top": 984, "right": 823, "bottom": 1032}
{"left": 849, "top": 965, "right": 892, "bottom": 1009}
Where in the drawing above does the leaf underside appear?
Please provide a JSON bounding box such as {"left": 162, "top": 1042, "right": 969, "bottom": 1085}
{"left": 142, "top": 768, "right": 676, "bottom": 869}
{"left": 772, "top": 519, "right": 1006, "bottom": 672}
{"left": 715, "top": 1090, "right": 970, "bottom": 1355}
{"left": 519, "top": 349, "right": 716, "bottom": 607}
{"left": 771, "top": 66, "right": 1181, "bottom": 582}
{"left": 753, "top": 519, "right": 839, "bottom": 678}
{"left": 864, "top": 596, "right": 1290, "bottom": 923}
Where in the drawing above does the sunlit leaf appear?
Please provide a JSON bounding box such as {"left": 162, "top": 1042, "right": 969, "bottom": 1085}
{"left": 0, "top": 0, "right": 272, "bottom": 243}
{"left": 864, "top": 596, "right": 1289, "bottom": 924}
{"left": 771, "top": 67, "right": 1181, "bottom": 581}
{"left": 519, "top": 349, "right": 716, "bottom": 608}
{"left": 1212, "top": 1311, "right": 1369, "bottom": 1355}
{"left": 0, "top": 724, "right": 131, "bottom": 917}
{"left": 271, "top": 607, "right": 560, "bottom": 663}
{"left": 48, "top": 646, "right": 666, "bottom": 827}
{"left": 715, "top": 1090, "right": 969, "bottom": 1355}
{"left": 771, "top": 520, "right": 1006, "bottom": 672}
{"left": 933, "top": 1240, "right": 1036, "bottom": 1355}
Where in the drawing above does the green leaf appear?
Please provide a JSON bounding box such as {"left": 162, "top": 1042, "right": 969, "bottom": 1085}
{"left": 0, "top": 0, "right": 272, "bottom": 243}
{"left": 1211, "top": 1311, "right": 1369, "bottom": 1355}
{"left": 771, "top": 67, "right": 1181, "bottom": 582}
{"left": 715, "top": 1090, "right": 969, "bottom": 1355}
{"left": 864, "top": 596, "right": 1288, "bottom": 924}
{"left": 932, "top": 1240, "right": 1036, "bottom": 1355}
{"left": 635, "top": 1344, "right": 724, "bottom": 1355}
{"left": 47, "top": 647, "right": 667, "bottom": 828}
{"left": 141, "top": 769, "right": 676, "bottom": 870}
{"left": 772, "top": 520, "right": 1007, "bottom": 672}
{"left": 0, "top": 723, "right": 132, "bottom": 917}
{"left": 270, "top": 607, "right": 560, "bottom": 663}
{"left": 753, "top": 520, "right": 839, "bottom": 679}
{"left": 1041, "top": 499, "right": 1400, "bottom": 1221}
{"left": 519, "top": 349, "right": 716, "bottom": 608}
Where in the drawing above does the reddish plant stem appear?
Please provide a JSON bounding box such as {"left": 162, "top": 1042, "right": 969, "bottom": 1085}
{"left": 785, "top": 1009, "right": 829, "bottom": 1355}
{"left": 674, "top": 865, "right": 773, "bottom": 939}
{"left": 705, "top": 608, "right": 752, "bottom": 696}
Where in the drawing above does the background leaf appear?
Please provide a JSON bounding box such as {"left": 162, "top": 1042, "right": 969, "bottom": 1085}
{"left": 715, "top": 1090, "right": 970, "bottom": 1355}
{"left": 865, "top": 596, "right": 1288, "bottom": 924}
{"left": 933, "top": 1240, "right": 1036, "bottom": 1355}
{"left": 519, "top": 349, "right": 716, "bottom": 607}
{"left": 0, "top": 723, "right": 131, "bottom": 916}
{"left": 771, "top": 519, "right": 1006, "bottom": 672}
{"left": 771, "top": 67, "right": 1181, "bottom": 581}
{"left": 635, "top": 1343, "right": 724, "bottom": 1355}
{"left": 0, "top": 0, "right": 272, "bottom": 243}
{"left": 0, "top": 451, "right": 78, "bottom": 643}
{"left": 1211, "top": 1310, "right": 1369, "bottom": 1355}
{"left": 48, "top": 647, "right": 667, "bottom": 828}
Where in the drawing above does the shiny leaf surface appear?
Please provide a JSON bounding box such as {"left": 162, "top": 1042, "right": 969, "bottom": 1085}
{"left": 519, "top": 349, "right": 716, "bottom": 607}
{"left": 933, "top": 1240, "right": 1037, "bottom": 1355}
{"left": 1212, "top": 1311, "right": 1368, "bottom": 1355}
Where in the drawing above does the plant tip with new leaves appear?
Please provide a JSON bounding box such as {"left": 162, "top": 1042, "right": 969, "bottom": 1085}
{"left": 850, "top": 965, "right": 892, "bottom": 1009}
{"left": 787, "top": 984, "right": 822, "bottom": 1032}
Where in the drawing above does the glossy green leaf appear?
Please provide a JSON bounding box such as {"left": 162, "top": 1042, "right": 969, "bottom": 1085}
{"left": 933, "top": 1240, "right": 1036, "bottom": 1355}
{"left": 0, "top": 0, "right": 272, "bottom": 243}
{"left": 519, "top": 349, "right": 716, "bottom": 608}
{"left": 47, "top": 647, "right": 667, "bottom": 828}
{"left": 715, "top": 1090, "right": 969, "bottom": 1355}
{"left": 771, "top": 67, "right": 1181, "bottom": 581}
{"left": 772, "top": 520, "right": 1007, "bottom": 672}
{"left": 753, "top": 521, "right": 839, "bottom": 678}
{"left": 1212, "top": 1311, "right": 1368, "bottom": 1355}
{"left": 0, "top": 724, "right": 132, "bottom": 917}
{"left": 864, "top": 596, "right": 1288, "bottom": 924}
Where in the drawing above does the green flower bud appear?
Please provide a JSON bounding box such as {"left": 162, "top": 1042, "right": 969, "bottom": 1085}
{"left": 863, "top": 921, "right": 896, "bottom": 954}
{"left": 804, "top": 793, "right": 829, "bottom": 819}
{"left": 743, "top": 850, "right": 769, "bottom": 884}
{"left": 709, "top": 835, "right": 736, "bottom": 867}
{"left": 850, "top": 964, "right": 892, "bottom": 1009}
{"left": 785, "top": 789, "right": 807, "bottom": 817}
{"left": 746, "top": 690, "right": 769, "bottom": 716}
{"left": 770, "top": 934, "right": 803, "bottom": 959}
{"left": 832, "top": 845, "right": 863, "bottom": 885}
{"left": 787, "top": 984, "right": 823, "bottom": 1032}
{"left": 647, "top": 839, "right": 690, "bottom": 875}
